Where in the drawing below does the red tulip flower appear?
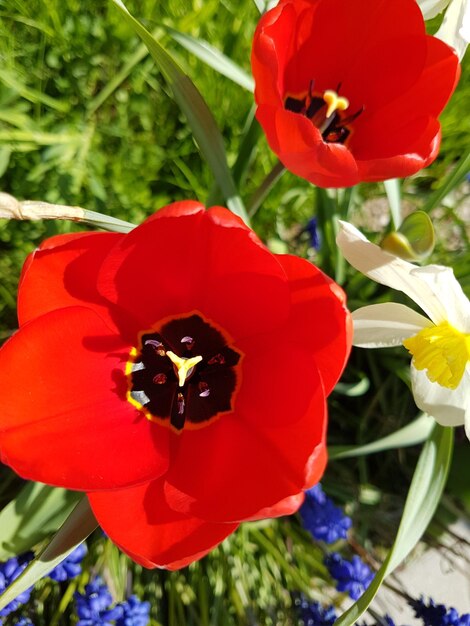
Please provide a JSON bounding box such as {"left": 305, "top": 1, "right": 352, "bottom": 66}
{"left": 252, "top": 0, "right": 460, "bottom": 188}
{"left": 0, "top": 202, "right": 351, "bottom": 569}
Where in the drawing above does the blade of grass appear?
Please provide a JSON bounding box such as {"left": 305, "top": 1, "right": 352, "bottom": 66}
{"left": 0, "top": 497, "right": 98, "bottom": 612}
{"left": 109, "top": 0, "right": 249, "bottom": 224}
{"left": 164, "top": 26, "right": 254, "bottom": 92}
{"left": 248, "top": 161, "right": 286, "bottom": 217}
{"left": 0, "top": 193, "right": 135, "bottom": 233}
{"left": 207, "top": 104, "right": 262, "bottom": 207}
{"left": 0, "top": 68, "right": 69, "bottom": 113}
{"left": 335, "top": 424, "right": 454, "bottom": 625}
{"left": 0, "top": 482, "right": 80, "bottom": 560}
{"left": 422, "top": 146, "right": 470, "bottom": 212}
{"left": 87, "top": 42, "right": 150, "bottom": 116}
{"left": 329, "top": 413, "right": 435, "bottom": 459}
{"left": 384, "top": 178, "right": 401, "bottom": 229}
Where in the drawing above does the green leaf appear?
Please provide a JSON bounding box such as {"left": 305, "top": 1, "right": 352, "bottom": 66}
{"left": 165, "top": 27, "right": 254, "bottom": 92}
{"left": 0, "top": 482, "right": 81, "bottom": 560}
{"left": 0, "top": 68, "right": 70, "bottom": 113}
{"left": 0, "top": 497, "right": 98, "bottom": 612}
{"left": 423, "top": 145, "right": 470, "bottom": 213}
{"left": 82, "top": 209, "right": 135, "bottom": 233}
{"left": 109, "top": 0, "right": 249, "bottom": 225}
{"left": 335, "top": 424, "right": 454, "bottom": 625}
{"left": 0, "top": 193, "right": 135, "bottom": 233}
{"left": 329, "top": 413, "right": 435, "bottom": 460}
{"left": 334, "top": 375, "right": 369, "bottom": 397}
{"left": 383, "top": 178, "right": 401, "bottom": 229}
{"left": 87, "top": 42, "right": 149, "bottom": 117}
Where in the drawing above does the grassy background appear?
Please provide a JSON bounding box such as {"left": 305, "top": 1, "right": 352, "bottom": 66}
{"left": 0, "top": 1, "right": 469, "bottom": 624}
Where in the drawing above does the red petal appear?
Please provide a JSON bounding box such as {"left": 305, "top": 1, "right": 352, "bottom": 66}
{"left": 277, "top": 254, "right": 352, "bottom": 395}
{"left": 355, "top": 118, "right": 441, "bottom": 180}
{"left": 88, "top": 478, "right": 238, "bottom": 569}
{"left": 98, "top": 202, "right": 290, "bottom": 339}
{"left": 350, "top": 37, "right": 459, "bottom": 167}
{"left": 247, "top": 492, "right": 304, "bottom": 521}
{"left": 256, "top": 105, "right": 359, "bottom": 187}
{"left": 252, "top": 1, "right": 302, "bottom": 106}
{"left": 18, "top": 231, "right": 123, "bottom": 328}
{"left": 0, "top": 306, "right": 169, "bottom": 490}
{"left": 282, "top": 0, "right": 425, "bottom": 104}
{"left": 164, "top": 359, "right": 327, "bottom": 523}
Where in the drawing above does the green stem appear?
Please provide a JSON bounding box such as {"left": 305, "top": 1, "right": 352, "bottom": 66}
{"left": 247, "top": 160, "right": 286, "bottom": 217}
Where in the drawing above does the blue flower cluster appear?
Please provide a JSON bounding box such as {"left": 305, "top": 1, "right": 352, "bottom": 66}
{"left": 74, "top": 577, "right": 150, "bottom": 626}
{"left": 303, "top": 217, "right": 321, "bottom": 251}
{"left": 0, "top": 546, "right": 150, "bottom": 626}
{"left": 294, "top": 594, "right": 337, "bottom": 626}
{"left": 0, "top": 552, "right": 33, "bottom": 617}
{"left": 48, "top": 543, "right": 88, "bottom": 582}
{"left": 300, "top": 484, "right": 352, "bottom": 544}
{"left": 74, "top": 578, "right": 123, "bottom": 626}
{"left": 409, "top": 596, "right": 470, "bottom": 626}
{"left": 116, "top": 595, "right": 151, "bottom": 626}
{"left": 324, "top": 553, "right": 374, "bottom": 601}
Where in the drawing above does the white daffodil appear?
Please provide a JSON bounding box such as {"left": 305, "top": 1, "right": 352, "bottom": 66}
{"left": 336, "top": 220, "right": 470, "bottom": 441}
{"left": 417, "top": 0, "right": 470, "bottom": 59}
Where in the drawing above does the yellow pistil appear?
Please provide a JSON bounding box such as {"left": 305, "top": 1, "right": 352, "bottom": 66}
{"left": 166, "top": 351, "right": 203, "bottom": 387}
{"left": 403, "top": 321, "right": 470, "bottom": 389}
{"left": 323, "top": 90, "right": 349, "bottom": 119}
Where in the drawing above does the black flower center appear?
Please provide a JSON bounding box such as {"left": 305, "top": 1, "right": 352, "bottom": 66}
{"left": 285, "top": 81, "right": 363, "bottom": 144}
{"left": 126, "top": 313, "right": 242, "bottom": 432}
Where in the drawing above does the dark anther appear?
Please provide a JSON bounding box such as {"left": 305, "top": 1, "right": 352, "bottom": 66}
{"left": 181, "top": 336, "right": 195, "bottom": 350}
{"left": 285, "top": 96, "right": 306, "bottom": 114}
{"left": 198, "top": 381, "right": 210, "bottom": 397}
{"left": 145, "top": 339, "right": 165, "bottom": 356}
{"left": 306, "top": 96, "right": 326, "bottom": 120}
{"left": 177, "top": 393, "right": 185, "bottom": 415}
{"left": 324, "top": 126, "right": 350, "bottom": 144}
{"left": 153, "top": 373, "right": 167, "bottom": 385}
{"left": 208, "top": 353, "right": 225, "bottom": 365}
{"left": 340, "top": 106, "right": 364, "bottom": 127}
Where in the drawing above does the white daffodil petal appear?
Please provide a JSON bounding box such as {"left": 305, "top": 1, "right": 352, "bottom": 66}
{"left": 417, "top": 0, "right": 451, "bottom": 19}
{"left": 410, "top": 265, "right": 470, "bottom": 332}
{"left": 436, "top": 0, "right": 469, "bottom": 59}
{"left": 410, "top": 365, "right": 470, "bottom": 427}
{"left": 352, "top": 303, "right": 433, "bottom": 348}
{"left": 461, "top": 2, "right": 470, "bottom": 43}
{"left": 336, "top": 221, "right": 449, "bottom": 324}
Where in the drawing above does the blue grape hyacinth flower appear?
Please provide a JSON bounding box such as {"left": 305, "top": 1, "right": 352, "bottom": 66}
{"left": 0, "top": 552, "right": 34, "bottom": 617}
{"left": 116, "top": 594, "right": 151, "bottom": 626}
{"left": 294, "top": 593, "right": 337, "bottom": 626}
{"left": 304, "top": 217, "right": 321, "bottom": 251}
{"left": 48, "top": 543, "right": 87, "bottom": 582}
{"left": 409, "top": 596, "right": 470, "bottom": 626}
{"left": 74, "top": 577, "right": 123, "bottom": 626}
{"left": 300, "top": 484, "right": 352, "bottom": 544}
{"left": 324, "top": 553, "right": 374, "bottom": 600}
